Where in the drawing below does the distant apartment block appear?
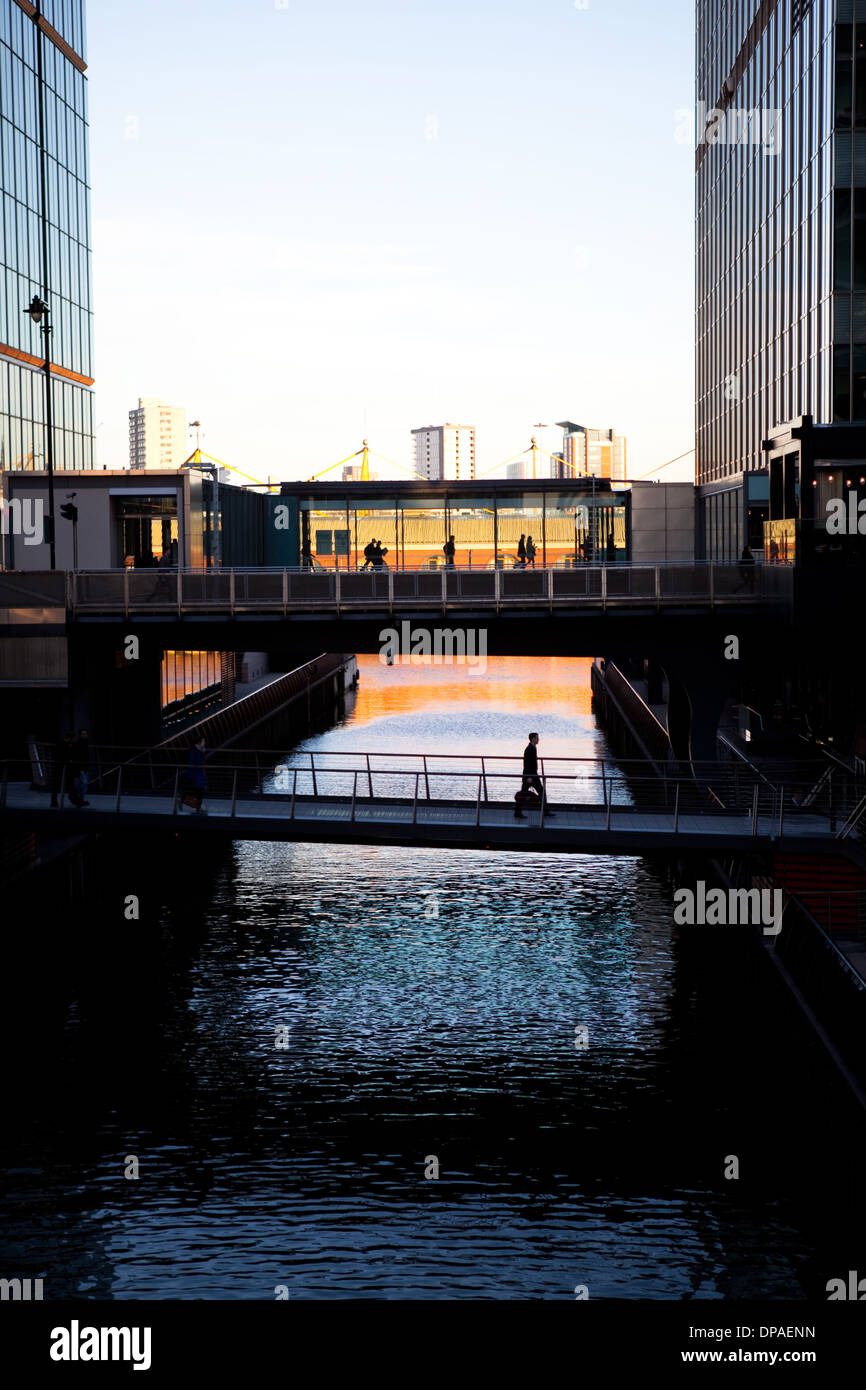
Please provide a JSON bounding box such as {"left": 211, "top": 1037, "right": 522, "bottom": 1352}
{"left": 129, "top": 398, "right": 187, "bottom": 469}
{"left": 557, "top": 422, "right": 627, "bottom": 480}
{"left": 412, "top": 424, "right": 476, "bottom": 480}
{"left": 342, "top": 463, "right": 379, "bottom": 481}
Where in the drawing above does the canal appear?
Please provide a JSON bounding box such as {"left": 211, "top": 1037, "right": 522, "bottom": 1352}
{"left": 2, "top": 655, "right": 864, "bottom": 1299}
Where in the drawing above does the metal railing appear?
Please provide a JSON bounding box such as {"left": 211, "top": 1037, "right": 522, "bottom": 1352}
{"left": 788, "top": 890, "right": 866, "bottom": 939}
{"left": 0, "top": 564, "right": 794, "bottom": 617}
{"left": 0, "top": 746, "right": 853, "bottom": 838}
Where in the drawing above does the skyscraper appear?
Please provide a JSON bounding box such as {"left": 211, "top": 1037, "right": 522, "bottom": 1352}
{"left": 128, "top": 397, "right": 187, "bottom": 469}
{"left": 0, "top": 0, "right": 94, "bottom": 474}
{"left": 695, "top": 0, "right": 842, "bottom": 559}
{"left": 411, "top": 423, "right": 476, "bottom": 480}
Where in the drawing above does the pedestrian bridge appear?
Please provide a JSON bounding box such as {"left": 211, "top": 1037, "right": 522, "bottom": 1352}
{"left": 1, "top": 563, "right": 791, "bottom": 622}
{"left": 3, "top": 747, "right": 861, "bottom": 857}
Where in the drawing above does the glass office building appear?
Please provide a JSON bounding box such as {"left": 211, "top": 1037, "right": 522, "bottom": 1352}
{"left": 696, "top": 0, "right": 840, "bottom": 557}
{"left": 277, "top": 480, "right": 630, "bottom": 570}
{"left": 0, "top": 0, "right": 93, "bottom": 474}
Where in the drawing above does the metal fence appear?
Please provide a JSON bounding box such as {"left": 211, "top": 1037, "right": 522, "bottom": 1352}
{"left": 0, "top": 564, "right": 795, "bottom": 615}
{"left": 3, "top": 746, "right": 861, "bottom": 841}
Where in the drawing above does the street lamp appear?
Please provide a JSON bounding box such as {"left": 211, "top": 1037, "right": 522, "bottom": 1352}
{"left": 25, "top": 293, "right": 56, "bottom": 568}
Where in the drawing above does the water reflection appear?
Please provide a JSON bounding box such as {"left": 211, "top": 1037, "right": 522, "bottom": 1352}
{"left": 1, "top": 656, "right": 863, "bottom": 1299}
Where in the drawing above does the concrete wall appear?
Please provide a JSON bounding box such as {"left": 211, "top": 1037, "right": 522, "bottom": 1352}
{"left": 629, "top": 482, "right": 696, "bottom": 563}
{"left": 0, "top": 470, "right": 191, "bottom": 570}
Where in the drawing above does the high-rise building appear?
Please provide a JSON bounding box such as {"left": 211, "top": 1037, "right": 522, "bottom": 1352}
{"left": 412, "top": 423, "right": 476, "bottom": 480}
{"left": 695, "top": 0, "right": 838, "bottom": 558}
{"left": 129, "top": 397, "right": 188, "bottom": 469}
{"left": 557, "top": 422, "right": 627, "bottom": 480}
{"left": 0, "top": 0, "right": 94, "bottom": 474}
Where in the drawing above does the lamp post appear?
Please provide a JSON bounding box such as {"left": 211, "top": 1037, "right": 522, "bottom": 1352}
{"left": 25, "top": 294, "right": 55, "bottom": 568}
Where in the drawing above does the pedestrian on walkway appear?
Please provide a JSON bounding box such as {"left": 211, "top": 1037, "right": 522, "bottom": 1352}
{"left": 70, "top": 729, "right": 90, "bottom": 806}
{"left": 183, "top": 736, "right": 208, "bottom": 813}
{"left": 735, "top": 544, "right": 756, "bottom": 592}
{"left": 151, "top": 549, "right": 174, "bottom": 600}
{"left": 525, "top": 535, "right": 537, "bottom": 568}
{"left": 515, "top": 732, "right": 555, "bottom": 819}
{"left": 443, "top": 535, "right": 456, "bottom": 568}
{"left": 50, "top": 731, "right": 74, "bottom": 807}
{"left": 516, "top": 535, "right": 526, "bottom": 567}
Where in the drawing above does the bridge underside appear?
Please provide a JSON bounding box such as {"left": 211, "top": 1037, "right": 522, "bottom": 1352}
{"left": 2, "top": 787, "right": 839, "bottom": 857}
{"left": 62, "top": 608, "right": 782, "bottom": 659}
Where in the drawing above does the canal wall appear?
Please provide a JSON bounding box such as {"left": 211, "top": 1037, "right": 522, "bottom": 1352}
{"left": 2, "top": 653, "right": 358, "bottom": 889}
{"left": 590, "top": 659, "right": 674, "bottom": 769}
{"left": 595, "top": 656, "right": 866, "bottom": 1106}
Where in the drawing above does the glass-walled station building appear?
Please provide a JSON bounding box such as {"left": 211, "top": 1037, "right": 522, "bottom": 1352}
{"left": 279, "top": 479, "right": 631, "bottom": 570}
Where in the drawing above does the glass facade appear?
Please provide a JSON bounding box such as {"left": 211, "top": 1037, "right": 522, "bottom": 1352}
{"left": 696, "top": 0, "right": 838, "bottom": 554}
{"left": 291, "top": 483, "right": 630, "bottom": 569}
{"left": 116, "top": 494, "right": 179, "bottom": 568}
{"left": 0, "top": 0, "right": 93, "bottom": 474}
{"left": 161, "top": 650, "right": 221, "bottom": 712}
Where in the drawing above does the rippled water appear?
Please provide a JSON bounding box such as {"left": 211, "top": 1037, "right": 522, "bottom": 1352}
{"left": 2, "top": 656, "right": 864, "bottom": 1299}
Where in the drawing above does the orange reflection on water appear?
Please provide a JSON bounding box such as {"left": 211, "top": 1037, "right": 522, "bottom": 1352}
{"left": 351, "top": 654, "right": 595, "bottom": 722}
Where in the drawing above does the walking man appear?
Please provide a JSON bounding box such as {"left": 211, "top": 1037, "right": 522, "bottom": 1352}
{"left": 525, "top": 535, "right": 537, "bottom": 568}
{"left": 516, "top": 534, "right": 526, "bottom": 567}
{"left": 515, "top": 732, "right": 555, "bottom": 819}
{"left": 184, "top": 736, "right": 208, "bottom": 813}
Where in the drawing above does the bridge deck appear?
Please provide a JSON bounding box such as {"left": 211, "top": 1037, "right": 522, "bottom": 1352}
{"left": 1, "top": 784, "right": 837, "bottom": 854}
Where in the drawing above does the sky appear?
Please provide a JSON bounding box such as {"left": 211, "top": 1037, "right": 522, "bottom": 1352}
{"left": 87, "top": 0, "right": 696, "bottom": 484}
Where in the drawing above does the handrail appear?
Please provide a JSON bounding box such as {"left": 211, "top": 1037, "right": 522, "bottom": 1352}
{"left": 4, "top": 562, "right": 791, "bottom": 617}
{"left": 28, "top": 743, "right": 835, "bottom": 771}
{"left": 838, "top": 793, "right": 866, "bottom": 840}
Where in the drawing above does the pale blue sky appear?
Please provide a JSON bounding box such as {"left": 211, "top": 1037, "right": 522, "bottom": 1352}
{"left": 88, "top": 0, "right": 695, "bottom": 482}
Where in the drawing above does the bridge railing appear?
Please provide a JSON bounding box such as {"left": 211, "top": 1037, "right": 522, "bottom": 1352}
{"left": 0, "top": 564, "right": 795, "bottom": 614}
{"left": 1, "top": 747, "right": 855, "bottom": 837}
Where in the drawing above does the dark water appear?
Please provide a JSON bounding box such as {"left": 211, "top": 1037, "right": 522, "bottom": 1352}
{"left": 2, "top": 656, "right": 864, "bottom": 1299}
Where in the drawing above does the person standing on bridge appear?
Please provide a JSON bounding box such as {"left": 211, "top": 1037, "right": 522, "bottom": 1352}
{"left": 515, "top": 732, "right": 555, "bottom": 819}
{"left": 183, "top": 737, "right": 208, "bottom": 813}
{"left": 69, "top": 729, "right": 90, "bottom": 807}
{"left": 50, "top": 730, "right": 74, "bottom": 807}
{"left": 443, "top": 535, "right": 456, "bottom": 568}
